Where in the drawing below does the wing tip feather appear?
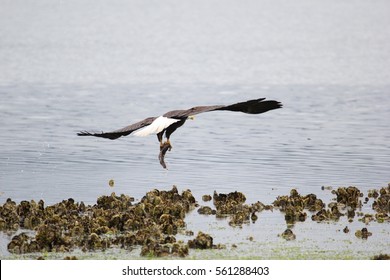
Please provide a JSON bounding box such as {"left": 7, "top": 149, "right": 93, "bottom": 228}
{"left": 77, "top": 131, "right": 94, "bottom": 136}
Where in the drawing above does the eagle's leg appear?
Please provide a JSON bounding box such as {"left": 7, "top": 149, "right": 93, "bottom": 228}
{"left": 157, "top": 131, "right": 164, "bottom": 150}
{"left": 164, "top": 118, "right": 186, "bottom": 151}
{"left": 166, "top": 138, "right": 172, "bottom": 151}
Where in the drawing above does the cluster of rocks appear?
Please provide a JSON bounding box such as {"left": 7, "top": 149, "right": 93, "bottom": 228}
{"left": 369, "top": 184, "right": 390, "bottom": 220}
{"left": 2, "top": 186, "right": 201, "bottom": 257}
{"left": 1, "top": 183, "right": 389, "bottom": 258}
{"left": 273, "top": 189, "right": 325, "bottom": 224}
{"left": 311, "top": 186, "right": 362, "bottom": 222}
{"left": 197, "top": 190, "right": 272, "bottom": 227}
{"left": 273, "top": 184, "right": 390, "bottom": 242}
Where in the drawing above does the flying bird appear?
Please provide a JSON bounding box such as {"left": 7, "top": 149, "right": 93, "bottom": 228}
{"left": 78, "top": 98, "right": 282, "bottom": 168}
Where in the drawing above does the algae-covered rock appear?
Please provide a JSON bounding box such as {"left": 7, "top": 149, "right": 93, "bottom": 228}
{"left": 188, "top": 231, "right": 213, "bottom": 249}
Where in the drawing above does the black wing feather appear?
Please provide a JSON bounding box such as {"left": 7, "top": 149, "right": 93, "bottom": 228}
{"left": 218, "top": 98, "right": 282, "bottom": 114}
{"left": 77, "top": 116, "right": 156, "bottom": 140}
{"left": 163, "top": 98, "right": 282, "bottom": 118}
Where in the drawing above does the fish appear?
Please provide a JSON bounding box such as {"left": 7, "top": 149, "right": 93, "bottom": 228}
{"left": 158, "top": 141, "right": 172, "bottom": 169}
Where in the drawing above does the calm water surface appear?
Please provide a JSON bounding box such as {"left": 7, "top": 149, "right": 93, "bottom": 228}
{"left": 0, "top": 0, "right": 389, "bottom": 258}
{"left": 1, "top": 83, "right": 389, "bottom": 206}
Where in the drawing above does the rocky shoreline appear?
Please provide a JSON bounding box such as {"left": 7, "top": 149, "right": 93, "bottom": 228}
{"left": 0, "top": 183, "right": 389, "bottom": 259}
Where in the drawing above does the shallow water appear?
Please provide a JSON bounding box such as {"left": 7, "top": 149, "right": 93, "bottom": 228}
{"left": 0, "top": 0, "right": 389, "bottom": 259}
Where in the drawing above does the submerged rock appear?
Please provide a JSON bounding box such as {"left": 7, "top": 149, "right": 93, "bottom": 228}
{"left": 197, "top": 206, "right": 215, "bottom": 215}
{"left": 273, "top": 190, "right": 325, "bottom": 212}
{"left": 279, "top": 229, "right": 296, "bottom": 241}
{"left": 311, "top": 205, "right": 344, "bottom": 222}
{"left": 188, "top": 231, "right": 213, "bottom": 249}
{"left": 355, "top": 227, "right": 372, "bottom": 239}
{"left": 332, "top": 186, "right": 363, "bottom": 209}
{"left": 63, "top": 256, "right": 78, "bottom": 260}
{"left": 212, "top": 190, "right": 266, "bottom": 226}
{"left": 7, "top": 232, "right": 37, "bottom": 254}
{"left": 372, "top": 184, "right": 390, "bottom": 214}
{"left": 141, "top": 240, "right": 189, "bottom": 258}
{"left": 372, "top": 254, "right": 390, "bottom": 260}
{"left": 273, "top": 189, "right": 324, "bottom": 224}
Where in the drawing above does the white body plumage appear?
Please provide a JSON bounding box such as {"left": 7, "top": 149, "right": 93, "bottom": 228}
{"left": 133, "top": 116, "right": 179, "bottom": 137}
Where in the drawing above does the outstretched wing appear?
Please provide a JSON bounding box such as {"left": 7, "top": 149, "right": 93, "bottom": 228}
{"left": 77, "top": 116, "right": 157, "bottom": 140}
{"left": 163, "top": 98, "right": 282, "bottom": 118}
{"left": 77, "top": 98, "right": 282, "bottom": 140}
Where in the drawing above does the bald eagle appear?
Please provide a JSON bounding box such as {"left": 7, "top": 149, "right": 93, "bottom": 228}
{"left": 78, "top": 98, "right": 282, "bottom": 168}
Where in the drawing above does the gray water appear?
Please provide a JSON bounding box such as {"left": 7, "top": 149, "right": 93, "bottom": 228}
{"left": 0, "top": 0, "right": 390, "bottom": 258}
{"left": 1, "top": 83, "right": 389, "bottom": 206}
